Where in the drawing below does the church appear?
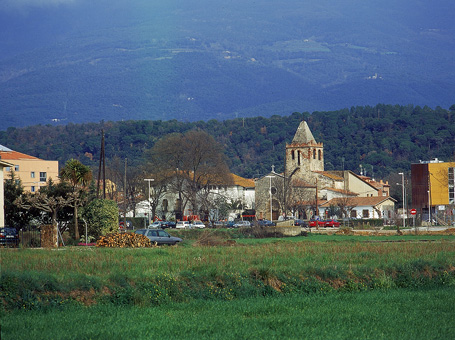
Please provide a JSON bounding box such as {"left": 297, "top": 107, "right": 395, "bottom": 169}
{"left": 255, "top": 120, "right": 395, "bottom": 221}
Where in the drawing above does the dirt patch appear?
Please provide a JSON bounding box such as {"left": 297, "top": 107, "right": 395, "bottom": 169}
{"left": 69, "top": 288, "right": 98, "bottom": 306}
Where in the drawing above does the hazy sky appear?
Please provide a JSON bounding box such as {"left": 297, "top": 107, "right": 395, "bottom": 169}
{"left": 1, "top": 0, "right": 76, "bottom": 10}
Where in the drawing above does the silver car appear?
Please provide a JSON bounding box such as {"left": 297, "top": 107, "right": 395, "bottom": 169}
{"left": 135, "top": 229, "right": 182, "bottom": 245}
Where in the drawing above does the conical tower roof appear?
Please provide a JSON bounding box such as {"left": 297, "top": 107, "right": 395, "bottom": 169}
{"left": 291, "top": 120, "right": 316, "bottom": 144}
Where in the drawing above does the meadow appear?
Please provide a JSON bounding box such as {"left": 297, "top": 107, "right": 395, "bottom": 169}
{"left": 1, "top": 233, "right": 455, "bottom": 339}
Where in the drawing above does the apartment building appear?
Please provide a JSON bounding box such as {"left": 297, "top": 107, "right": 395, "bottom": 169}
{"left": 411, "top": 158, "right": 455, "bottom": 221}
{"left": 0, "top": 145, "right": 59, "bottom": 192}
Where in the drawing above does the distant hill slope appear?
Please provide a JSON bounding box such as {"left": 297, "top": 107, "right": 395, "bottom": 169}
{"left": 1, "top": 105, "right": 454, "bottom": 182}
{"left": 0, "top": 0, "right": 454, "bottom": 128}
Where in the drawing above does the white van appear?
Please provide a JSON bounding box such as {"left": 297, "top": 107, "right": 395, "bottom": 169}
{"left": 176, "top": 221, "right": 190, "bottom": 229}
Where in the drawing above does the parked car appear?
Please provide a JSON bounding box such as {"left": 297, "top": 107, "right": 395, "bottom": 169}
{"left": 162, "top": 221, "right": 176, "bottom": 229}
{"left": 233, "top": 220, "right": 251, "bottom": 228}
{"left": 324, "top": 219, "right": 340, "bottom": 227}
{"left": 309, "top": 219, "right": 325, "bottom": 228}
{"left": 256, "top": 219, "right": 275, "bottom": 227}
{"left": 226, "top": 221, "right": 236, "bottom": 228}
{"left": 148, "top": 221, "right": 163, "bottom": 229}
{"left": 135, "top": 229, "right": 182, "bottom": 245}
{"left": 293, "top": 219, "right": 307, "bottom": 227}
{"left": 0, "top": 227, "right": 19, "bottom": 247}
{"left": 176, "top": 221, "right": 190, "bottom": 229}
{"left": 211, "top": 221, "right": 225, "bottom": 228}
{"left": 190, "top": 221, "right": 206, "bottom": 229}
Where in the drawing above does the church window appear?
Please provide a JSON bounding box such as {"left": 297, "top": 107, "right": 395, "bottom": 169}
{"left": 297, "top": 151, "right": 301, "bottom": 165}
{"left": 291, "top": 150, "right": 295, "bottom": 160}
{"left": 313, "top": 149, "right": 316, "bottom": 159}
{"left": 318, "top": 150, "right": 322, "bottom": 160}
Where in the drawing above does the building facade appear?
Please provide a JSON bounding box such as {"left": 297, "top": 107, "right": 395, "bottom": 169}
{"left": 0, "top": 159, "right": 13, "bottom": 228}
{"left": 411, "top": 159, "right": 455, "bottom": 223}
{"left": 129, "top": 172, "right": 255, "bottom": 222}
{"left": 0, "top": 145, "right": 59, "bottom": 192}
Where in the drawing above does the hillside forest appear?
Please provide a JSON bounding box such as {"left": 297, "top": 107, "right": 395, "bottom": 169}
{"left": 1, "top": 104, "right": 454, "bottom": 186}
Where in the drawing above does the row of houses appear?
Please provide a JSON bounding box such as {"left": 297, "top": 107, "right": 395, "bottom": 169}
{"left": 1, "top": 120, "right": 454, "bottom": 227}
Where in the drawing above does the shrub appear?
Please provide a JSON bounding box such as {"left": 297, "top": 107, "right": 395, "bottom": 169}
{"left": 82, "top": 199, "right": 119, "bottom": 237}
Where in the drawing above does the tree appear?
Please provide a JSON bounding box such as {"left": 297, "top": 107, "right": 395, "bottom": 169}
{"left": 82, "top": 199, "right": 119, "bottom": 238}
{"left": 59, "top": 159, "right": 92, "bottom": 240}
{"left": 4, "top": 171, "right": 38, "bottom": 229}
{"left": 147, "top": 130, "right": 232, "bottom": 219}
{"left": 15, "top": 179, "right": 74, "bottom": 247}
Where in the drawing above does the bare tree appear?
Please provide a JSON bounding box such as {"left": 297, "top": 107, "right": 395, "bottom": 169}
{"left": 147, "top": 130, "right": 232, "bottom": 219}
{"left": 15, "top": 182, "right": 75, "bottom": 247}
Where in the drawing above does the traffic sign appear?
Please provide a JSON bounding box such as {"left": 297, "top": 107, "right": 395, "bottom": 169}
{"left": 410, "top": 209, "right": 417, "bottom": 215}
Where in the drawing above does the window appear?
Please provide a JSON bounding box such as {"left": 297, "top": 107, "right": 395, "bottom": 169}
{"left": 39, "top": 172, "right": 47, "bottom": 182}
{"left": 31, "top": 171, "right": 35, "bottom": 178}
{"left": 157, "top": 230, "right": 168, "bottom": 237}
{"left": 14, "top": 165, "right": 19, "bottom": 171}
{"left": 449, "top": 167, "right": 454, "bottom": 204}
{"left": 297, "top": 151, "right": 301, "bottom": 165}
{"left": 318, "top": 150, "right": 322, "bottom": 160}
{"left": 271, "top": 187, "right": 277, "bottom": 195}
{"left": 5, "top": 167, "right": 11, "bottom": 172}
{"left": 291, "top": 150, "right": 295, "bottom": 160}
{"left": 350, "top": 210, "right": 357, "bottom": 218}
{"left": 362, "top": 209, "right": 369, "bottom": 218}
{"left": 313, "top": 149, "right": 316, "bottom": 159}
{"left": 31, "top": 186, "right": 36, "bottom": 193}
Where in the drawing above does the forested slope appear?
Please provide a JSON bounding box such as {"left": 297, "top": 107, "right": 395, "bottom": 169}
{"left": 0, "top": 104, "right": 454, "bottom": 180}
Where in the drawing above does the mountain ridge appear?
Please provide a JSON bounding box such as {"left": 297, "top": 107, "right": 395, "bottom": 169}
{"left": 0, "top": 0, "right": 454, "bottom": 129}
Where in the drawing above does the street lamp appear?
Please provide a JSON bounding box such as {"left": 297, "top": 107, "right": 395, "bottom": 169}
{"left": 428, "top": 190, "right": 431, "bottom": 226}
{"left": 265, "top": 175, "right": 274, "bottom": 221}
{"left": 144, "top": 178, "right": 154, "bottom": 225}
{"left": 398, "top": 172, "right": 405, "bottom": 229}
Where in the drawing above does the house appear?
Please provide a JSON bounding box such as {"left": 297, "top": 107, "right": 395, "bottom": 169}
{"left": 411, "top": 159, "right": 455, "bottom": 223}
{"left": 319, "top": 196, "right": 396, "bottom": 220}
{"left": 0, "top": 145, "right": 59, "bottom": 192}
{"left": 128, "top": 172, "right": 255, "bottom": 222}
{"left": 0, "top": 159, "right": 13, "bottom": 228}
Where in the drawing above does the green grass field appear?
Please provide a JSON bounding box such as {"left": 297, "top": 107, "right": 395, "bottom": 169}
{"left": 1, "top": 233, "right": 454, "bottom": 339}
{"left": 2, "top": 288, "right": 454, "bottom": 340}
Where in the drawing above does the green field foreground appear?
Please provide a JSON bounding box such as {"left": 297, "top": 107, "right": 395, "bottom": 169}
{"left": 1, "top": 234, "right": 455, "bottom": 339}
{"left": 2, "top": 287, "right": 454, "bottom": 340}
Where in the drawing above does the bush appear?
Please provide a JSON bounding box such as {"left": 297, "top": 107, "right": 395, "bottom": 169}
{"left": 82, "top": 199, "right": 119, "bottom": 237}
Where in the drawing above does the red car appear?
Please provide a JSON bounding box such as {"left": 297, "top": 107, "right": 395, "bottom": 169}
{"left": 324, "top": 219, "right": 340, "bottom": 227}
{"left": 309, "top": 219, "right": 325, "bottom": 227}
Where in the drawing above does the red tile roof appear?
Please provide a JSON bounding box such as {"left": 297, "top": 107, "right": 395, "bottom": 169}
{"left": 320, "top": 196, "right": 396, "bottom": 207}
{"left": 0, "top": 150, "right": 39, "bottom": 160}
{"left": 231, "top": 173, "right": 255, "bottom": 188}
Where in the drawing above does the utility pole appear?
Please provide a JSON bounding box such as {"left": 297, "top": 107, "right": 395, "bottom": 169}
{"left": 97, "top": 130, "right": 106, "bottom": 199}
{"left": 123, "top": 158, "right": 127, "bottom": 228}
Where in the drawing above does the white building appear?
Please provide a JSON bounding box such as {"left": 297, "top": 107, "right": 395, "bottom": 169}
{"left": 128, "top": 173, "right": 255, "bottom": 221}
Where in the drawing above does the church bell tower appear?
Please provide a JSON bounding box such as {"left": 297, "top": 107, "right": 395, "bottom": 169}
{"left": 285, "top": 120, "right": 324, "bottom": 182}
